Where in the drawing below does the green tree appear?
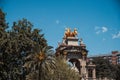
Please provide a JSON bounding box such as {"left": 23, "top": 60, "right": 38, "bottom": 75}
{"left": 92, "top": 57, "right": 115, "bottom": 79}
{"left": 51, "top": 56, "right": 80, "bottom": 80}
{"left": 0, "top": 8, "right": 9, "bottom": 80}
{"left": 24, "top": 46, "right": 56, "bottom": 80}
{"left": 114, "top": 64, "right": 120, "bottom": 80}
{"left": 0, "top": 9, "right": 48, "bottom": 80}
{"left": 25, "top": 53, "right": 80, "bottom": 80}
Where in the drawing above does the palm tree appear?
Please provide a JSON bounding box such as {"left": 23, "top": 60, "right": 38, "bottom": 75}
{"left": 24, "top": 46, "right": 56, "bottom": 80}
{"left": 24, "top": 48, "right": 80, "bottom": 80}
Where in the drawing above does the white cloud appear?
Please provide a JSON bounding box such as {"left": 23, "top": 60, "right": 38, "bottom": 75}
{"left": 96, "top": 31, "right": 100, "bottom": 34}
{"left": 112, "top": 31, "right": 120, "bottom": 39}
{"left": 95, "top": 26, "right": 108, "bottom": 34}
{"left": 56, "top": 20, "right": 60, "bottom": 24}
{"left": 102, "top": 38, "right": 106, "bottom": 41}
{"left": 102, "top": 27, "right": 108, "bottom": 32}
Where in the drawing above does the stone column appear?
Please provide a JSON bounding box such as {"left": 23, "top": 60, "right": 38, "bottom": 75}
{"left": 86, "top": 68, "right": 88, "bottom": 80}
{"left": 79, "top": 59, "right": 87, "bottom": 80}
{"left": 93, "top": 68, "right": 96, "bottom": 80}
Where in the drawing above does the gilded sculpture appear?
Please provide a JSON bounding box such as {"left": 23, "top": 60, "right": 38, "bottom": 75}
{"left": 64, "top": 28, "right": 78, "bottom": 38}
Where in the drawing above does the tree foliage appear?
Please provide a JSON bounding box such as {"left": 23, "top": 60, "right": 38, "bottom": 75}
{"left": 92, "top": 57, "right": 111, "bottom": 78}
{"left": 51, "top": 56, "right": 80, "bottom": 80}
{"left": 92, "top": 57, "right": 120, "bottom": 80}
{"left": 114, "top": 64, "right": 120, "bottom": 80}
{"left": 0, "top": 9, "right": 47, "bottom": 80}
{"left": 24, "top": 52, "right": 80, "bottom": 80}
{"left": 24, "top": 46, "right": 56, "bottom": 80}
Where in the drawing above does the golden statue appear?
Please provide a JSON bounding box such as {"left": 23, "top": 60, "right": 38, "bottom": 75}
{"left": 72, "top": 28, "right": 78, "bottom": 37}
{"left": 64, "top": 28, "right": 71, "bottom": 37}
{"left": 64, "top": 28, "right": 78, "bottom": 38}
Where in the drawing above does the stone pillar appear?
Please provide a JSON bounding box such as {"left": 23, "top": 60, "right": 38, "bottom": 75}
{"left": 79, "top": 59, "right": 87, "bottom": 80}
{"left": 86, "top": 69, "right": 88, "bottom": 80}
{"left": 93, "top": 68, "right": 96, "bottom": 80}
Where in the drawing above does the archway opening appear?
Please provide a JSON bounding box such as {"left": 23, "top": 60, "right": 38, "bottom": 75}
{"left": 69, "top": 58, "right": 81, "bottom": 73}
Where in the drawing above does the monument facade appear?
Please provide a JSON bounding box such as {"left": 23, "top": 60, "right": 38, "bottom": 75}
{"left": 55, "top": 28, "right": 96, "bottom": 80}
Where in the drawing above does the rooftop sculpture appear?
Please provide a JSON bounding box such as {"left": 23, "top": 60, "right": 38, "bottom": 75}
{"left": 64, "top": 28, "right": 78, "bottom": 38}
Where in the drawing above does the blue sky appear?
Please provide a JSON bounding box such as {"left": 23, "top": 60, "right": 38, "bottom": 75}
{"left": 0, "top": 0, "right": 120, "bottom": 56}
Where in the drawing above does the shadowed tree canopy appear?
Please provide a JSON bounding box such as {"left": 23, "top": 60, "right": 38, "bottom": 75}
{"left": 92, "top": 57, "right": 120, "bottom": 80}
{"left": 0, "top": 9, "right": 48, "bottom": 80}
